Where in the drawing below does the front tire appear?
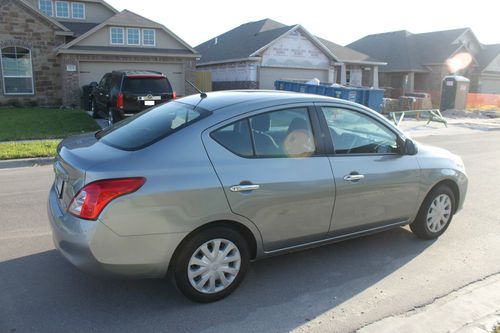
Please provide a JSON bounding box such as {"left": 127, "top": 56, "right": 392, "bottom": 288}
{"left": 410, "top": 185, "right": 455, "bottom": 239}
{"left": 173, "top": 227, "right": 250, "bottom": 303}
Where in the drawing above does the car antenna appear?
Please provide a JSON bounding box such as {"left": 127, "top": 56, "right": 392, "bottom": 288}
{"left": 185, "top": 80, "right": 207, "bottom": 99}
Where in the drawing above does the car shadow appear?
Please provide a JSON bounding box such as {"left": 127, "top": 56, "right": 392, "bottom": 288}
{"left": 0, "top": 227, "right": 433, "bottom": 333}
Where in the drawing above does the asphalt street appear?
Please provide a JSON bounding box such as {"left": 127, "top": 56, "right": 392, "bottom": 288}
{"left": 1, "top": 131, "right": 499, "bottom": 333}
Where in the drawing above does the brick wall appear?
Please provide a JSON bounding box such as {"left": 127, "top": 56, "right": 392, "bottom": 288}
{"left": 0, "top": 0, "right": 65, "bottom": 107}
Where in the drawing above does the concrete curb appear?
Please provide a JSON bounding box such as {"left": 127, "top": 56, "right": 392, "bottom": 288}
{"left": 0, "top": 157, "right": 55, "bottom": 170}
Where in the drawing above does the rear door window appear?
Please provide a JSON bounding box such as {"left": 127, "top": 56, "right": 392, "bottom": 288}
{"left": 122, "top": 77, "right": 172, "bottom": 94}
{"left": 211, "top": 119, "right": 253, "bottom": 157}
{"left": 97, "top": 102, "right": 210, "bottom": 150}
{"left": 211, "top": 107, "right": 316, "bottom": 158}
{"left": 249, "top": 108, "right": 315, "bottom": 157}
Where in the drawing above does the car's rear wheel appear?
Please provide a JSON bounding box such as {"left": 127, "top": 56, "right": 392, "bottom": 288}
{"left": 410, "top": 185, "right": 455, "bottom": 239}
{"left": 90, "top": 98, "right": 99, "bottom": 118}
{"left": 173, "top": 227, "right": 250, "bottom": 303}
{"left": 108, "top": 107, "right": 123, "bottom": 125}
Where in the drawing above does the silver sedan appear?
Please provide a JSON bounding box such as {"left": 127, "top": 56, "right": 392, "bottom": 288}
{"left": 47, "top": 91, "right": 467, "bottom": 302}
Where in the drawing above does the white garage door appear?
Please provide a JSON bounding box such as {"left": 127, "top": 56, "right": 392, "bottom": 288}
{"left": 79, "top": 62, "right": 185, "bottom": 95}
{"left": 259, "top": 67, "right": 329, "bottom": 90}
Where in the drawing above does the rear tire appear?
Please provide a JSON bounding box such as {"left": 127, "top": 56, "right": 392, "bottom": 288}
{"left": 173, "top": 227, "right": 250, "bottom": 303}
{"left": 108, "top": 107, "right": 122, "bottom": 125}
{"left": 410, "top": 185, "right": 455, "bottom": 240}
{"left": 91, "top": 98, "right": 99, "bottom": 118}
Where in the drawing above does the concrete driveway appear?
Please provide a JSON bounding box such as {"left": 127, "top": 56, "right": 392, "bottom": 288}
{"left": 1, "top": 132, "right": 499, "bottom": 333}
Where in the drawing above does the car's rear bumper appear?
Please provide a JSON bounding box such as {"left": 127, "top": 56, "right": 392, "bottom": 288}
{"left": 47, "top": 184, "right": 187, "bottom": 278}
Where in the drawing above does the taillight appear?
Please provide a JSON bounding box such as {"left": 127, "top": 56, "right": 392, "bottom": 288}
{"left": 68, "top": 178, "right": 145, "bottom": 220}
{"left": 116, "top": 92, "right": 124, "bottom": 109}
{"left": 172, "top": 91, "right": 177, "bottom": 99}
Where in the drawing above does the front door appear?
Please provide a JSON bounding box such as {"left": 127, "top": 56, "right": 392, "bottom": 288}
{"left": 203, "top": 106, "right": 335, "bottom": 251}
{"left": 317, "top": 105, "right": 421, "bottom": 235}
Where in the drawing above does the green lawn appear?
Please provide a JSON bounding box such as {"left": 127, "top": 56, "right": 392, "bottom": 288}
{"left": 0, "top": 140, "right": 60, "bottom": 160}
{"left": 0, "top": 108, "right": 101, "bottom": 160}
{"left": 0, "top": 108, "right": 100, "bottom": 141}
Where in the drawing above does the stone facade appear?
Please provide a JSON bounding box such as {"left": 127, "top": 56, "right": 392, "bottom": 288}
{"left": 0, "top": 0, "right": 65, "bottom": 107}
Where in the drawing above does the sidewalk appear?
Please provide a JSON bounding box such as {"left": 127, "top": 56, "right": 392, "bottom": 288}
{"left": 399, "top": 117, "right": 500, "bottom": 138}
{"left": 358, "top": 273, "right": 500, "bottom": 333}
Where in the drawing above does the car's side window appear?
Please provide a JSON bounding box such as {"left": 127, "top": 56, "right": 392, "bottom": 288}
{"left": 249, "top": 108, "right": 315, "bottom": 157}
{"left": 321, "top": 107, "right": 398, "bottom": 155}
{"left": 98, "top": 75, "right": 107, "bottom": 88}
{"left": 211, "top": 107, "right": 316, "bottom": 158}
{"left": 211, "top": 119, "right": 254, "bottom": 157}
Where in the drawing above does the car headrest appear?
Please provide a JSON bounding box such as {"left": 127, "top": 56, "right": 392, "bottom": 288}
{"left": 251, "top": 114, "right": 271, "bottom": 132}
{"left": 288, "top": 118, "right": 308, "bottom": 134}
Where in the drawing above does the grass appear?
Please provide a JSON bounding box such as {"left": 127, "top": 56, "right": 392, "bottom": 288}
{"left": 0, "top": 108, "right": 100, "bottom": 141}
{"left": 0, "top": 140, "right": 60, "bottom": 160}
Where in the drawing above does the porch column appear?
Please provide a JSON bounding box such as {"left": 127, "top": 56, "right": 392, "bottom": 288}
{"left": 340, "top": 64, "right": 347, "bottom": 85}
{"left": 328, "top": 67, "right": 335, "bottom": 84}
{"left": 407, "top": 72, "right": 415, "bottom": 92}
{"left": 372, "top": 65, "right": 379, "bottom": 88}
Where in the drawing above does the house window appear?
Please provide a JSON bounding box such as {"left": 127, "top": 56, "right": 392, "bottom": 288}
{"left": 110, "top": 27, "right": 125, "bottom": 45}
{"left": 39, "top": 0, "right": 53, "bottom": 16}
{"left": 127, "top": 28, "right": 140, "bottom": 45}
{"left": 71, "top": 2, "right": 85, "bottom": 19}
{"left": 55, "top": 1, "right": 69, "bottom": 18}
{"left": 142, "top": 29, "right": 155, "bottom": 46}
{"left": 1, "top": 47, "right": 34, "bottom": 95}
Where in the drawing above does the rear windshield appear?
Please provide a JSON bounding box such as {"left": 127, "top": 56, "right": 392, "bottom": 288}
{"left": 122, "top": 77, "right": 172, "bottom": 94}
{"left": 96, "top": 102, "right": 210, "bottom": 150}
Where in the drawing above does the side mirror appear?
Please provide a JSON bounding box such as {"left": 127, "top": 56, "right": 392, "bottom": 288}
{"left": 90, "top": 81, "right": 98, "bottom": 87}
{"left": 403, "top": 139, "right": 418, "bottom": 155}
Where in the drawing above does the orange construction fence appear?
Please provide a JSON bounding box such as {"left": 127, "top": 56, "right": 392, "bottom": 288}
{"left": 466, "top": 93, "right": 500, "bottom": 110}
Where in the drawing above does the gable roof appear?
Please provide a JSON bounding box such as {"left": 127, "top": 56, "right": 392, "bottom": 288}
{"left": 59, "top": 22, "right": 100, "bottom": 37}
{"left": 58, "top": 9, "right": 198, "bottom": 55}
{"left": 14, "top": 0, "right": 71, "bottom": 33}
{"left": 195, "top": 19, "right": 295, "bottom": 64}
{"left": 315, "top": 37, "right": 384, "bottom": 65}
{"left": 347, "top": 28, "right": 473, "bottom": 72}
{"left": 195, "top": 19, "right": 381, "bottom": 66}
{"left": 476, "top": 44, "right": 500, "bottom": 72}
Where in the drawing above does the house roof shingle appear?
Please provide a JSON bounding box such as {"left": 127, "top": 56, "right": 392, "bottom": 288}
{"left": 347, "top": 28, "right": 471, "bottom": 72}
{"left": 195, "top": 19, "right": 291, "bottom": 64}
{"left": 59, "top": 22, "right": 99, "bottom": 36}
{"left": 476, "top": 44, "right": 500, "bottom": 72}
{"left": 195, "top": 18, "right": 379, "bottom": 65}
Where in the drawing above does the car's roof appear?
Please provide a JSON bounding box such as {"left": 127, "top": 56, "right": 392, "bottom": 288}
{"left": 111, "top": 70, "right": 164, "bottom": 77}
{"left": 176, "top": 90, "right": 352, "bottom": 111}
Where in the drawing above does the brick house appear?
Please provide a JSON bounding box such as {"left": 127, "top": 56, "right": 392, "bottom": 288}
{"left": 195, "top": 19, "right": 386, "bottom": 91}
{"left": 0, "top": 0, "right": 198, "bottom": 107}
{"left": 347, "top": 28, "right": 500, "bottom": 103}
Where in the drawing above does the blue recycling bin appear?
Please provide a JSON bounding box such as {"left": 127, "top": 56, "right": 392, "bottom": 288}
{"left": 274, "top": 80, "right": 384, "bottom": 112}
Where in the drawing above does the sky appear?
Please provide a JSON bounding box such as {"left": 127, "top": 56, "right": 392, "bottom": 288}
{"left": 106, "top": 0, "right": 500, "bottom": 47}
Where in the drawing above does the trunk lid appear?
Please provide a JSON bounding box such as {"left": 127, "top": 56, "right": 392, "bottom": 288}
{"left": 53, "top": 132, "right": 129, "bottom": 210}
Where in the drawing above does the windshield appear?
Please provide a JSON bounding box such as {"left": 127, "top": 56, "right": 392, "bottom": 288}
{"left": 122, "top": 77, "right": 172, "bottom": 94}
{"left": 96, "top": 102, "right": 210, "bottom": 150}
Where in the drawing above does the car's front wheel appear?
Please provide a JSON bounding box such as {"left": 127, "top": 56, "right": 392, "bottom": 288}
{"left": 173, "top": 227, "right": 250, "bottom": 303}
{"left": 410, "top": 185, "right": 456, "bottom": 239}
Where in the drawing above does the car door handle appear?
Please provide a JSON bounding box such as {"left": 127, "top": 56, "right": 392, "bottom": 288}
{"left": 230, "top": 184, "right": 260, "bottom": 192}
{"left": 343, "top": 174, "right": 365, "bottom": 182}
